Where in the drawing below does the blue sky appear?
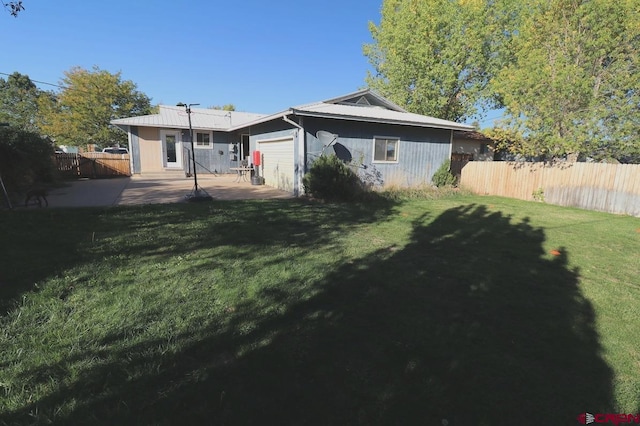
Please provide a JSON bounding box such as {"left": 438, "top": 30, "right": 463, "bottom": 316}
{"left": 1, "top": 0, "right": 383, "bottom": 114}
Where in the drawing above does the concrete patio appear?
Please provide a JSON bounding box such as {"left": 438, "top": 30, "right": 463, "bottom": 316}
{"left": 44, "top": 174, "right": 293, "bottom": 208}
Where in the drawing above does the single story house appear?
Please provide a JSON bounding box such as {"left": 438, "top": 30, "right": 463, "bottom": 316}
{"left": 111, "top": 107, "right": 266, "bottom": 176}
{"left": 452, "top": 130, "right": 495, "bottom": 162}
{"left": 450, "top": 130, "right": 496, "bottom": 180}
{"left": 112, "top": 89, "right": 488, "bottom": 195}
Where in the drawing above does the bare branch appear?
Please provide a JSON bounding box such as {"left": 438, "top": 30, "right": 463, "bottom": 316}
{"left": 2, "top": 1, "right": 24, "bottom": 17}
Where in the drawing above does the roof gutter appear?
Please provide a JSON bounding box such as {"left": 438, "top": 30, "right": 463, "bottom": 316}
{"left": 282, "top": 114, "right": 303, "bottom": 130}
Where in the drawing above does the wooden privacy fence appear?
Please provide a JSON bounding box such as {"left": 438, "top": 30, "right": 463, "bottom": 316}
{"left": 460, "top": 162, "right": 640, "bottom": 217}
{"left": 55, "top": 152, "right": 131, "bottom": 178}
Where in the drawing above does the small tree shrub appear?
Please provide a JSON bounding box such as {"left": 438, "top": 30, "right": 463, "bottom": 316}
{"left": 0, "top": 127, "right": 56, "bottom": 195}
{"left": 532, "top": 187, "right": 545, "bottom": 202}
{"left": 303, "top": 154, "right": 364, "bottom": 201}
{"left": 431, "top": 159, "right": 457, "bottom": 187}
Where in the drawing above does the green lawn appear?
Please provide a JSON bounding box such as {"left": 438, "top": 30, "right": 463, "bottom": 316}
{"left": 1, "top": 195, "right": 639, "bottom": 425}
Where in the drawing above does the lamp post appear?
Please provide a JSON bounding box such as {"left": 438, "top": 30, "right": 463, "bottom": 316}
{"left": 177, "top": 102, "right": 212, "bottom": 201}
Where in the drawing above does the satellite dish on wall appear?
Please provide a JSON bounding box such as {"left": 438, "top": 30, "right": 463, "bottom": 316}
{"left": 316, "top": 130, "right": 338, "bottom": 155}
{"left": 317, "top": 131, "right": 338, "bottom": 146}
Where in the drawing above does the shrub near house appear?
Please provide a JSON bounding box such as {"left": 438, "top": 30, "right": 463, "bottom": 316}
{"left": 303, "top": 155, "right": 364, "bottom": 201}
{"left": 432, "top": 159, "right": 457, "bottom": 187}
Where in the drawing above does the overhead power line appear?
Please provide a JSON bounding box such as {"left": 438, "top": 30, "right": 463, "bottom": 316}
{"left": 0, "top": 71, "right": 69, "bottom": 91}
{"left": 0, "top": 72, "right": 232, "bottom": 118}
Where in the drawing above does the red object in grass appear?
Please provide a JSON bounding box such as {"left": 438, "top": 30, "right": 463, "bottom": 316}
{"left": 550, "top": 249, "right": 561, "bottom": 256}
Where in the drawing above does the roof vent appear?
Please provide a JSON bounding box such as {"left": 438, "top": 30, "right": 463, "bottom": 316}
{"left": 355, "top": 96, "right": 371, "bottom": 106}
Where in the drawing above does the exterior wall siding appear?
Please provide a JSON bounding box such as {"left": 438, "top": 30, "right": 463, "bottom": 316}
{"left": 248, "top": 121, "right": 298, "bottom": 161}
{"left": 249, "top": 128, "right": 297, "bottom": 153}
{"left": 303, "top": 117, "right": 451, "bottom": 188}
{"left": 138, "top": 127, "right": 162, "bottom": 173}
{"left": 129, "top": 126, "right": 141, "bottom": 174}
{"left": 130, "top": 116, "right": 453, "bottom": 191}
{"left": 247, "top": 120, "right": 298, "bottom": 152}
{"left": 135, "top": 127, "right": 245, "bottom": 175}
{"left": 213, "top": 131, "right": 233, "bottom": 173}
{"left": 182, "top": 130, "right": 235, "bottom": 174}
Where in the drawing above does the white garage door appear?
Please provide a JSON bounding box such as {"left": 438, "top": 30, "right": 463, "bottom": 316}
{"left": 257, "top": 137, "right": 295, "bottom": 192}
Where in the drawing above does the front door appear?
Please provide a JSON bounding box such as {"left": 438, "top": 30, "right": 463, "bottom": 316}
{"left": 162, "top": 130, "right": 182, "bottom": 169}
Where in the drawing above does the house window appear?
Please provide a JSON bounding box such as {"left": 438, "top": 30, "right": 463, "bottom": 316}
{"left": 373, "top": 137, "right": 399, "bottom": 162}
{"left": 195, "top": 132, "right": 211, "bottom": 148}
{"left": 480, "top": 143, "right": 489, "bottom": 154}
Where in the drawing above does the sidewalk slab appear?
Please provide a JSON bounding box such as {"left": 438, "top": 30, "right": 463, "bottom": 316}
{"left": 47, "top": 178, "right": 130, "bottom": 208}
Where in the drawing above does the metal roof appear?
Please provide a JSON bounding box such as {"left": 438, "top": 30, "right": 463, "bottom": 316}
{"left": 227, "top": 89, "right": 473, "bottom": 132}
{"left": 290, "top": 102, "right": 474, "bottom": 131}
{"left": 112, "top": 90, "right": 474, "bottom": 133}
{"left": 229, "top": 103, "right": 472, "bottom": 133}
{"left": 111, "top": 106, "right": 266, "bottom": 131}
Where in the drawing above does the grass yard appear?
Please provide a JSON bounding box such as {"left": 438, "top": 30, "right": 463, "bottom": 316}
{"left": 0, "top": 195, "right": 639, "bottom": 425}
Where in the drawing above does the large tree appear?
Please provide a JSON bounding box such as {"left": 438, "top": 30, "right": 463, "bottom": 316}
{"left": 365, "top": 0, "right": 639, "bottom": 162}
{"left": 0, "top": 72, "right": 50, "bottom": 132}
{"left": 364, "top": 0, "right": 525, "bottom": 122}
{"left": 493, "top": 0, "right": 640, "bottom": 161}
{"left": 40, "top": 66, "right": 153, "bottom": 147}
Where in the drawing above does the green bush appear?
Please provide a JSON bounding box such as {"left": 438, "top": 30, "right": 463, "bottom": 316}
{"left": 302, "top": 154, "right": 364, "bottom": 201}
{"left": 0, "top": 127, "right": 56, "bottom": 195}
{"left": 431, "top": 159, "right": 457, "bottom": 187}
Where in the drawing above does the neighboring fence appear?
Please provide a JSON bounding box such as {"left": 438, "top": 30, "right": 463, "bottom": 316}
{"left": 460, "top": 162, "right": 640, "bottom": 217}
{"left": 55, "top": 152, "right": 131, "bottom": 178}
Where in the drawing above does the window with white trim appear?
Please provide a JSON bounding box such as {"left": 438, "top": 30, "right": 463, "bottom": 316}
{"left": 373, "top": 137, "right": 399, "bottom": 162}
{"left": 195, "top": 131, "right": 212, "bottom": 148}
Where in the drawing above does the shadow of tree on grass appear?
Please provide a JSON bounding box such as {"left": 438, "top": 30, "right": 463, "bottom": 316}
{"left": 208, "top": 204, "right": 613, "bottom": 424}
{"left": 2, "top": 204, "right": 613, "bottom": 425}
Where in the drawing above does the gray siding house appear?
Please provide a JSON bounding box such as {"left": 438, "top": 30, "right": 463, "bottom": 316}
{"left": 112, "top": 89, "right": 474, "bottom": 195}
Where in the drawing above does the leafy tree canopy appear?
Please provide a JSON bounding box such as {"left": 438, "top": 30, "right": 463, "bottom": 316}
{"left": 0, "top": 72, "right": 50, "bottom": 132}
{"left": 208, "top": 104, "right": 236, "bottom": 111}
{"left": 364, "top": 0, "right": 525, "bottom": 122}
{"left": 493, "top": 0, "right": 640, "bottom": 162}
{"left": 366, "top": 0, "right": 640, "bottom": 162}
{"left": 39, "top": 66, "right": 153, "bottom": 147}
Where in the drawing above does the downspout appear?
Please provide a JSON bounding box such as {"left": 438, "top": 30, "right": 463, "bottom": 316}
{"left": 282, "top": 113, "right": 305, "bottom": 196}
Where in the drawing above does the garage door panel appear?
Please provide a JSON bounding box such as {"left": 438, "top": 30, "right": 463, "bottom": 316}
{"left": 258, "top": 138, "right": 295, "bottom": 192}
